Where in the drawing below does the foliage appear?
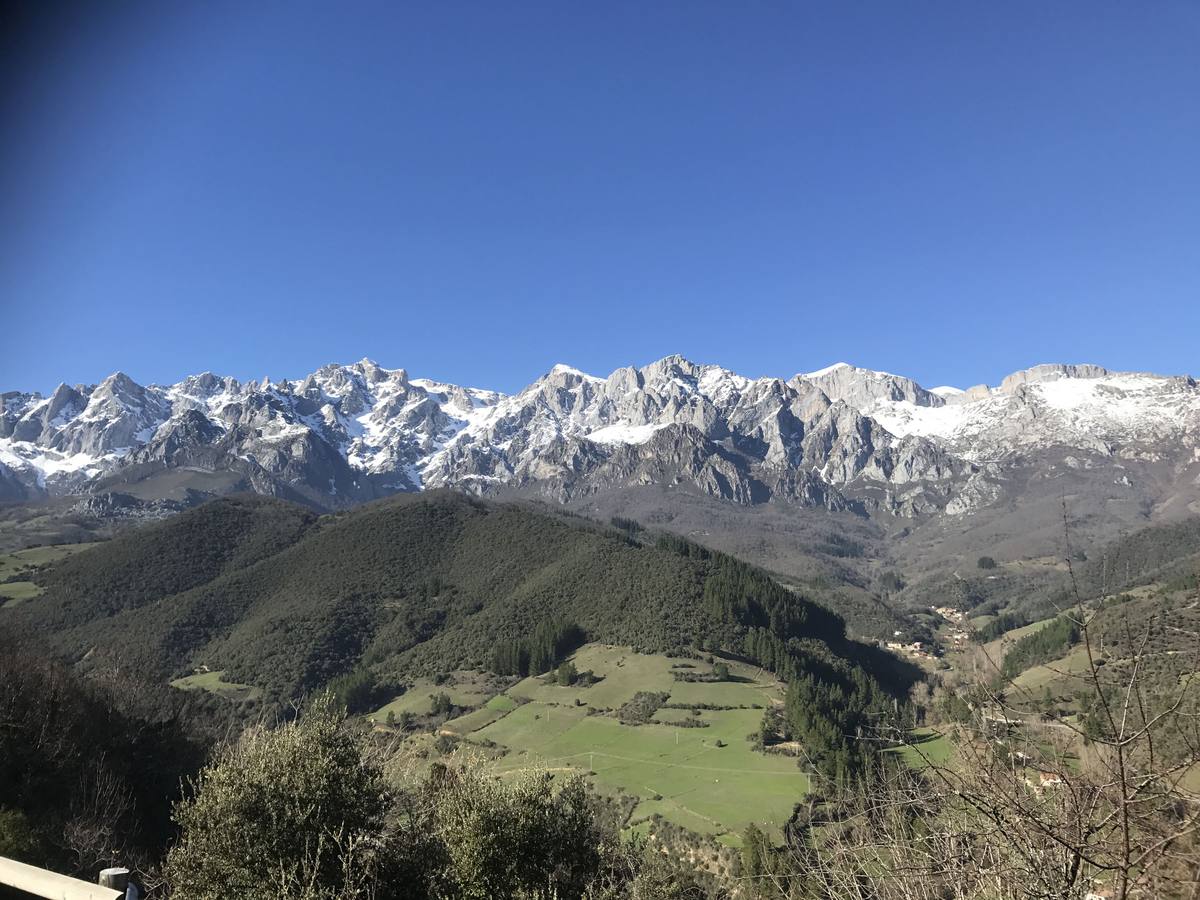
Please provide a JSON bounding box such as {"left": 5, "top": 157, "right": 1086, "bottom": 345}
{"left": 326, "top": 666, "right": 390, "bottom": 715}
{"left": 428, "top": 767, "right": 610, "bottom": 900}
{"left": 618, "top": 692, "right": 670, "bottom": 725}
{"left": 430, "top": 692, "right": 454, "bottom": 717}
{"left": 164, "top": 698, "right": 693, "bottom": 899}
{"left": 491, "top": 619, "right": 584, "bottom": 677}
{"left": 165, "top": 697, "right": 395, "bottom": 900}
{"left": 609, "top": 516, "right": 644, "bottom": 543}
{"left": 557, "top": 660, "right": 579, "bottom": 686}
{"left": 0, "top": 631, "right": 209, "bottom": 876}
{"left": 977, "top": 556, "right": 997, "bottom": 570}
{"left": 976, "top": 611, "right": 1027, "bottom": 641}
{"left": 0, "top": 807, "right": 44, "bottom": 863}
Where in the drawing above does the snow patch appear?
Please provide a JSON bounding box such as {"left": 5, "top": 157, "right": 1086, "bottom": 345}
{"left": 549, "top": 363, "right": 602, "bottom": 382}
{"left": 585, "top": 423, "right": 669, "bottom": 445}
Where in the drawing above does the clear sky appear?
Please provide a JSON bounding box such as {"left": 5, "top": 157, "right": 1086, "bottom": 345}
{"left": 3, "top": 2, "right": 1198, "bottom": 395}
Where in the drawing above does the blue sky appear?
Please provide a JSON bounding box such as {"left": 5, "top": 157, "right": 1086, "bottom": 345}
{"left": 3, "top": 2, "right": 1198, "bottom": 394}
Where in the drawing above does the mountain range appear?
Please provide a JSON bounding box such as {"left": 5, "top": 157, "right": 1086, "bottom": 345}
{"left": 3, "top": 355, "right": 1199, "bottom": 528}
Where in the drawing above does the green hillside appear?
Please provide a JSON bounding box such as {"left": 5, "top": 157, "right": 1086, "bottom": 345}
{"left": 4, "top": 491, "right": 920, "bottom": 779}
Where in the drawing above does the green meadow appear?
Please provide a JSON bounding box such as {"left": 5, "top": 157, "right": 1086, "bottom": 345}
{"left": 0, "top": 543, "right": 96, "bottom": 606}
{"left": 439, "top": 645, "right": 805, "bottom": 843}
{"left": 370, "top": 672, "right": 499, "bottom": 720}
{"left": 170, "top": 669, "right": 262, "bottom": 702}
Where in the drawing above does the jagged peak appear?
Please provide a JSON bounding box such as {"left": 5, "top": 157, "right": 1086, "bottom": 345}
{"left": 49, "top": 382, "right": 83, "bottom": 400}
{"left": 97, "top": 371, "right": 140, "bottom": 390}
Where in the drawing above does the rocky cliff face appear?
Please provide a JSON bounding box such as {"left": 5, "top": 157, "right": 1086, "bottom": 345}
{"left": 3, "top": 356, "right": 1197, "bottom": 519}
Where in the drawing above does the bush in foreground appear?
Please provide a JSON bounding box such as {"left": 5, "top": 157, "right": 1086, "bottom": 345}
{"left": 164, "top": 698, "right": 709, "bottom": 899}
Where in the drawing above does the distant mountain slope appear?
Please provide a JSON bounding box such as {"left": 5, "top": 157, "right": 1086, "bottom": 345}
{"left": 3, "top": 492, "right": 918, "bottom": 708}
{"left": 914, "top": 515, "right": 1200, "bottom": 633}
{"left": 5, "top": 356, "right": 1197, "bottom": 522}
{"left": 1077, "top": 516, "right": 1200, "bottom": 595}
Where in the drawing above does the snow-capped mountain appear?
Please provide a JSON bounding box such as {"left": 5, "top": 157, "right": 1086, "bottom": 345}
{"left": 3, "top": 356, "right": 1198, "bottom": 518}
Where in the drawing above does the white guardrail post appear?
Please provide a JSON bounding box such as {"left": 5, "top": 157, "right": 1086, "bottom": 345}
{"left": 0, "top": 856, "right": 124, "bottom": 900}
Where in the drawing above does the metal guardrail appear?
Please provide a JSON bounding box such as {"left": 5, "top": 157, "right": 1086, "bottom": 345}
{"left": 0, "top": 856, "right": 123, "bottom": 900}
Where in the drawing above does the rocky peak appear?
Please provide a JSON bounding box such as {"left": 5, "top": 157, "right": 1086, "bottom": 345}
{"left": 3, "top": 355, "right": 1195, "bottom": 520}
{"left": 801, "top": 363, "right": 943, "bottom": 409}
{"left": 998, "top": 363, "right": 1111, "bottom": 394}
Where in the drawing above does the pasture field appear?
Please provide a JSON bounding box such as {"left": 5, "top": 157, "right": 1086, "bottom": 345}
{"left": 0, "top": 542, "right": 97, "bottom": 578}
{"left": 170, "top": 670, "right": 262, "bottom": 701}
{"left": 0, "top": 542, "right": 96, "bottom": 605}
{"left": 476, "top": 701, "right": 806, "bottom": 840}
{"left": 887, "top": 727, "right": 954, "bottom": 768}
{"left": 1011, "top": 644, "right": 1093, "bottom": 691}
{"left": 443, "top": 694, "right": 519, "bottom": 734}
{"left": 448, "top": 645, "right": 803, "bottom": 842}
{"left": 506, "top": 644, "right": 783, "bottom": 709}
{"left": 0, "top": 580, "right": 43, "bottom": 605}
{"left": 371, "top": 671, "right": 500, "bottom": 720}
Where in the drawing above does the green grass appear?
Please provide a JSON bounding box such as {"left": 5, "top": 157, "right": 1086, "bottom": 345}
{"left": 507, "top": 644, "right": 781, "bottom": 710}
{"left": 442, "top": 645, "right": 801, "bottom": 843}
{"left": 443, "top": 707, "right": 505, "bottom": 734}
{"left": 486, "top": 693, "right": 518, "bottom": 712}
{"left": 475, "top": 700, "right": 805, "bottom": 841}
{"left": 887, "top": 728, "right": 954, "bottom": 768}
{"left": 0, "top": 543, "right": 98, "bottom": 606}
{"left": 0, "top": 581, "right": 42, "bottom": 606}
{"left": 1012, "top": 645, "right": 1094, "bottom": 691}
{"left": 0, "top": 543, "right": 96, "bottom": 579}
{"left": 170, "top": 670, "right": 261, "bottom": 701}
{"left": 370, "top": 674, "right": 497, "bottom": 720}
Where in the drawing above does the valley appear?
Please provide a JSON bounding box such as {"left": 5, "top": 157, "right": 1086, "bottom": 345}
{"left": 3, "top": 378, "right": 1199, "bottom": 896}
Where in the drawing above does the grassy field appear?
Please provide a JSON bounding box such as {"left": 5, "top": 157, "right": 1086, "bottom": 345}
{"left": 0, "top": 580, "right": 44, "bottom": 605}
{"left": 506, "top": 644, "right": 783, "bottom": 709}
{"left": 887, "top": 727, "right": 954, "bottom": 768}
{"left": 0, "top": 542, "right": 97, "bottom": 578}
{"left": 371, "top": 672, "right": 500, "bottom": 720}
{"left": 476, "top": 701, "right": 806, "bottom": 840}
{"left": 170, "top": 669, "right": 262, "bottom": 701}
{"left": 443, "top": 694, "right": 520, "bottom": 734}
{"left": 0, "top": 543, "right": 97, "bottom": 606}
{"left": 1012, "top": 644, "right": 1094, "bottom": 692}
{"left": 435, "top": 645, "right": 803, "bottom": 843}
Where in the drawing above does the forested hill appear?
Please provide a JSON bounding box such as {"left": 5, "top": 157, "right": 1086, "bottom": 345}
{"left": 3, "top": 491, "right": 918, "bottom": 713}
{"left": 1078, "top": 515, "right": 1200, "bottom": 596}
